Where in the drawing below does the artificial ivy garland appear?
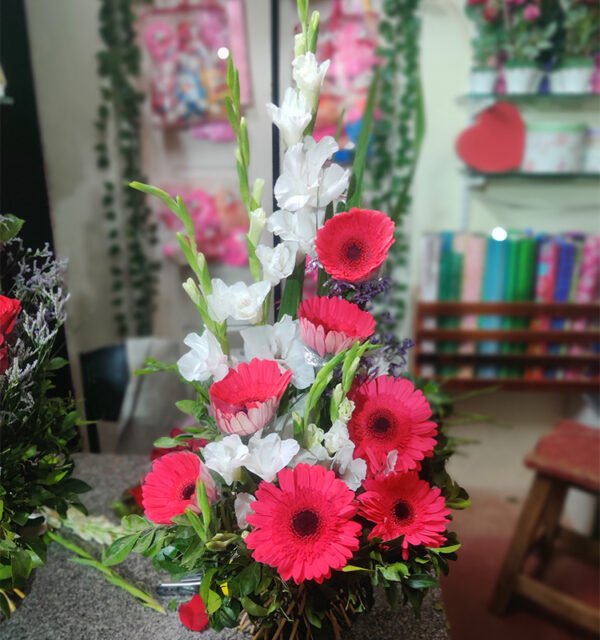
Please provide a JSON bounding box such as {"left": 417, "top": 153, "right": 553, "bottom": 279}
{"left": 95, "top": 0, "right": 159, "bottom": 338}
{"left": 369, "top": 0, "right": 424, "bottom": 324}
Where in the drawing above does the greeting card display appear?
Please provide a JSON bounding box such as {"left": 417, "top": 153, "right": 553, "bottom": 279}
{"left": 139, "top": 0, "right": 250, "bottom": 136}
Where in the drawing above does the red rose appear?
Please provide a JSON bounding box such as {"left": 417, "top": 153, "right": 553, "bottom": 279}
{"left": 178, "top": 594, "right": 209, "bottom": 632}
{"left": 128, "top": 484, "right": 144, "bottom": 509}
{"left": 483, "top": 4, "right": 499, "bottom": 20}
{"left": 0, "top": 334, "right": 8, "bottom": 375}
{"left": 0, "top": 295, "right": 21, "bottom": 335}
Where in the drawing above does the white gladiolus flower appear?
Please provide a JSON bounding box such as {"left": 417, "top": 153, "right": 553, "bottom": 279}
{"left": 338, "top": 397, "right": 356, "bottom": 424}
{"left": 292, "top": 52, "right": 330, "bottom": 110}
{"left": 267, "top": 208, "right": 320, "bottom": 256}
{"left": 274, "top": 137, "right": 350, "bottom": 212}
{"left": 234, "top": 493, "right": 256, "bottom": 529}
{"left": 290, "top": 442, "right": 330, "bottom": 468}
{"left": 248, "top": 208, "right": 267, "bottom": 245}
{"left": 256, "top": 241, "right": 298, "bottom": 285}
{"left": 177, "top": 330, "right": 229, "bottom": 382}
{"left": 323, "top": 420, "right": 350, "bottom": 455}
{"left": 241, "top": 315, "right": 315, "bottom": 389}
{"left": 305, "top": 422, "right": 326, "bottom": 450}
{"left": 266, "top": 87, "right": 312, "bottom": 148}
{"left": 244, "top": 432, "right": 300, "bottom": 482}
{"left": 206, "top": 279, "right": 270, "bottom": 325}
{"left": 203, "top": 435, "right": 249, "bottom": 485}
{"left": 331, "top": 444, "right": 367, "bottom": 491}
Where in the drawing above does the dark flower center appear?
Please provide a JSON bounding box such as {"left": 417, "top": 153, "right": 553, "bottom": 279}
{"left": 393, "top": 500, "right": 413, "bottom": 523}
{"left": 180, "top": 482, "right": 196, "bottom": 501}
{"left": 343, "top": 241, "right": 364, "bottom": 263}
{"left": 368, "top": 411, "right": 395, "bottom": 438}
{"left": 292, "top": 509, "right": 321, "bottom": 537}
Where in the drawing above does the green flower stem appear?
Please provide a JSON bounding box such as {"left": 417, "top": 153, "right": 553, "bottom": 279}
{"left": 47, "top": 531, "right": 165, "bottom": 614}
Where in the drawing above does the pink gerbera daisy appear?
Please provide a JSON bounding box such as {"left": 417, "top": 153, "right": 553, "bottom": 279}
{"left": 358, "top": 472, "right": 450, "bottom": 557}
{"left": 315, "top": 208, "right": 395, "bottom": 283}
{"left": 298, "top": 296, "right": 375, "bottom": 357}
{"left": 245, "top": 464, "right": 362, "bottom": 584}
{"left": 209, "top": 359, "right": 292, "bottom": 436}
{"left": 142, "top": 451, "right": 217, "bottom": 524}
{"left": 348, "top": 376, "right": 438, "bottom": 475}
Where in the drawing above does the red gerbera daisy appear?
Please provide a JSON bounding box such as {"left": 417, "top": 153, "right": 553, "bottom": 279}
{"left": 245, "top": 464, "right": 362, "bottom": 584}
{"left": 348, "top": 376, "right": 438, "bottom": 475}
{"left": 358, "top": 472, "right": 450, "bottom": 557}
{"left": 178, "top": 594, "right": 209, "bottom": 631}
{"left": 298, "top": 296, "right": 375, "bottom": 357}
{"left": 209, "top": 359, "right": 292, "bottom": 436}
{"left": 141, "top": 451, "right": 217, "bottom": 524}
{"left": 315, "top": 208, "right": 395, "bottom": 283}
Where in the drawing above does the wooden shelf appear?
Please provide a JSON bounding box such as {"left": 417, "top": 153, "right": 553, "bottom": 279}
{"left": 414, "top": 301, "right": 600, "bottom": 392}
{"left": 428, "top": 378, "right": 600, "bottom": 392}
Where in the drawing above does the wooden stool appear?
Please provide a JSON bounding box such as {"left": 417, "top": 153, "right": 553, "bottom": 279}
{"left": 490, "top": 420, "right": 600, "bottom": 634}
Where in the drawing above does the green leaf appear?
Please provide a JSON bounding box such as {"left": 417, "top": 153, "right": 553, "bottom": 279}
{"left": 277, "top": 278, "right": 301, "bottom": 321}
{"left": 122, "top": 514, "right": 150, "bottom": 531}
{"left": 429, "top": 543, "right": 461, "bottom": 555}
{"left": 152, "top": 437, "right": 181, "bottom": 449}
{"left": 347, "top": 68, "right": 380, "bottom": 209}
{"left": 240, "top": 596, "right": 268, "bottom": 617}
{"left": 379, "top": 562, "right": 409, "bottom": 582}
{"left": 61, "top": 478, "right": 92, "bottom": 494}
{"left": 0, "top": 214, "right": 24, "bottom": 242}
{"left": 341, "top": 564, "right": 370, "bottom": 573}
{"left": 196, "top": 481, "right": 211, "bottom": 530}
{"left": 237, "top": 563, "right": 262, "bottom": 596}
{"left": 175, "top": 400, "right": 198, "bottom": 416}
{"left": 185, "top": 507, "right": 207, "bottom": 542}
{"left": 47, "top": 357, "right": 69, "bottom": 371}
{"left": 103, "top": 534, "right": 139, "bottom": 566}
{"left": 200, "top": 567, "right": 217, "bottom": 603}
{"left": 406, "top": 573, "right": 438, "bottom": 590}
{"left": 207, "top": 589, "right": 222, "bottom": 614}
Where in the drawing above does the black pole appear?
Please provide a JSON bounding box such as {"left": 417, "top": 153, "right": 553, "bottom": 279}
{"left": 270, "top": 0, "right": 282, "bottom": 313}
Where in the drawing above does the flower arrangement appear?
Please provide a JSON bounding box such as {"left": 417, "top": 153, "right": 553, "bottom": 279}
{"left": 502, "top": 0, "right": 557, "bottom": 66}
{"left": 0, "top": 216, "right": 89, "bottom": 618}
{"left": 104, "top": 2, "right": 467, "bottom": 637}
{"left": 465, "top": 0, "right": 505, "bottom": 71}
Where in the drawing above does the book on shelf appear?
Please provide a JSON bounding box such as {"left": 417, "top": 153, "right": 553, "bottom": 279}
{"left": 417, "top": 229, "right": 600, "bottom": 382}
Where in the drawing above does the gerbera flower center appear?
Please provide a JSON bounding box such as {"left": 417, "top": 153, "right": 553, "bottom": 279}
{"left": 291, "top": 509, "right": 321, "bottom": 538}
{"left": 180, "top": 482, "right": 196, "bottom": 501}
{"left": 393, "top": 500, "right": 413, "bottom": 524}
{"left": 368, "top": 410, "right": 395, "bottom": 438}
{"left": 343, "top": 240, "right": 366, "bottom": 263}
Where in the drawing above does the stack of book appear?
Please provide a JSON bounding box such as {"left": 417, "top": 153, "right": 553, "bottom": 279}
{"left": 419, "top": 230, "right": 600, "bottom": 380}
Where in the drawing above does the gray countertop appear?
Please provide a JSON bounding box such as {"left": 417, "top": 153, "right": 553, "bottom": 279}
{"left": 1, "top": 454, "right": 450, "bottom": 640}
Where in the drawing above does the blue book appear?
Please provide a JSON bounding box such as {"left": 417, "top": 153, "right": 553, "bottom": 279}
{"left": 477, "top": 236, "right": 508, "bottom": 378}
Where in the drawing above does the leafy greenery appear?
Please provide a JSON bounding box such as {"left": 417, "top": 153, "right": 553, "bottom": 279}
{"left": 560, "top": 0, "right": 600, "bottom": 58}
{"left": 95, "top": 0, "right": 159, "bottom": 337}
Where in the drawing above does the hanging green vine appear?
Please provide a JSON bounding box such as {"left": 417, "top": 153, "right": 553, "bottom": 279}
{"left": 368, "top": 0, "right": 424, "bottom": 324}
{"left": 95, "top": 0, "right": 159, "bottom": 338}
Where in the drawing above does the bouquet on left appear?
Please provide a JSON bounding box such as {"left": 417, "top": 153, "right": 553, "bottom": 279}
{"left": 0, "top": 215, "right": 90, "bottom": 617}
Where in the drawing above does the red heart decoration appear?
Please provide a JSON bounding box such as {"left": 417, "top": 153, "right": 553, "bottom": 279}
{"left": 456, "top": 102, "right": 525, "bottom": 173}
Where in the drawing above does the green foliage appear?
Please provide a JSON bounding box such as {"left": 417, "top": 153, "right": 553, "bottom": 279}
{"left": 95, "top": 0, "right": 159, "bottom": 338}
{"left": 0, "top": 215, "right": 24, "bottom": 243}
{"left": 560, "top": 0, "right": 600, "bottom": 57}
{"left": 0, "top": 238, "right": 86, "bottom": 618}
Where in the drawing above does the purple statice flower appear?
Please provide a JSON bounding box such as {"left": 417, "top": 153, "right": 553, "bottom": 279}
{"left": 326, "top": 275, "right": 392, "bottom": 308}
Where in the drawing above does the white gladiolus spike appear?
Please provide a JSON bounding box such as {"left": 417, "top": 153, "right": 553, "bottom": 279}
{"left": 206, "top": 279, "right": 271, "bottom": 325}
{"left": 244, "top": 431, "right": 300, "bottom": 482}
{"left": 203, "top": 435, "right": 250, "bottom": 485}
{"left": 256, "top": 241, "right": 298, "bottom": 285}
{"left": 266, "top": 87, "right": 312, "bottom": 148}
{"left": 177, "top": 330, "right": 229, "bottom": 382}
{"left": 292, "top": 52, "right": 330, "bottom": 110}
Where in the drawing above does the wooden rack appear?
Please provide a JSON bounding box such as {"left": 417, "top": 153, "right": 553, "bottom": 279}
{"left": 413, "top": 302, "right": 600, "bottom": 392}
